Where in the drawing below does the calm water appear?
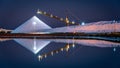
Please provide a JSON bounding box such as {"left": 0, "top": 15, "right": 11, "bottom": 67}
{"left": 0, "top": 38, "right": 120, "bottom": 68}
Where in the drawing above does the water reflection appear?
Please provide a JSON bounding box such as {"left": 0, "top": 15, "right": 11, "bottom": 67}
{"left": 0, "top": 37, "right": 120, "bottom": 61}
{"left": 14, "top": 38, "right": 120, "bottom": 53}
{"left": 38, "top": 43, "right": 75, "bottom": 61}
{"left": 14, "top": 38, "right": 51, "bottom": 54}
{"left": 37, "top": 39, "right": 120, "bottom": 61}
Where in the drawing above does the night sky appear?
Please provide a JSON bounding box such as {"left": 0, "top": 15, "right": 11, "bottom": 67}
{"left": 0, "top": 0, "right": 120, "bottom": 68}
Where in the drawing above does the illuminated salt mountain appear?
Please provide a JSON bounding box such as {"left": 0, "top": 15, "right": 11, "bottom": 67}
{"left": 12, "top": 16, "right": 51, "bottom": 33}
{"left": 45, "top": 21, "right": 120, "bottom": 33}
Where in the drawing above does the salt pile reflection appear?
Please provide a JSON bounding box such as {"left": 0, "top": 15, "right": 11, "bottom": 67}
{"left": 13, "top": 38, "right": 120, "bottom": 54}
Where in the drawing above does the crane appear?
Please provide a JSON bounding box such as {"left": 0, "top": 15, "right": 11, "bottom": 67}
{"left": 37, "top": 9, "right": 78, "bottom": 26}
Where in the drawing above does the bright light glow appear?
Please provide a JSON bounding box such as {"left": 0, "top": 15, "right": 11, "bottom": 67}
{"left": 44, "top": 54, "right": 47, "bottom": 58}
{"left": 113, "top": 48, "right": 116, "bottom": 52}
{"left": 72, "top": 21, "right": 75, "bottom": 24}
{"left": 33, "top": 22, "right": 37, "bottom": 25}
{"left": 61, "top": 48, "right": 64, "bottom": 51}
{"left": 81, "top": 22, "right": 85, "bottom": 25}
{"left": 38, "top": 55, "right": 42, "bottom": 61}
{"left": 72, "top": 43, "right": 75, "bottom": 48}
{"left": 37, "top": 9, "right": 42, "bottom": 14}
{"left": 51, "top": 52, "right": 54, "bottom": 56}
{"left": 33, "top": 46, "right": 37, "bottom": 50}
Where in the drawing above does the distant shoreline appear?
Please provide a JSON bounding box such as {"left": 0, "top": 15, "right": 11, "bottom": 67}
{"left": 0, "top": 32, "right": 120, "bottom": 43}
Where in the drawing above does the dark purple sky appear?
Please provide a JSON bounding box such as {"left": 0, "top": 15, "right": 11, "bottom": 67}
{"left": 0, "top": 0, "right": 120, "bottom": 29}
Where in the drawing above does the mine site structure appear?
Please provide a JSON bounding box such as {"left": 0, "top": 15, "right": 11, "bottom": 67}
{"left": 0, "top": 28, "right": 12, "bottom": 34}
{"left": 37, "top": 9, "right": 79, "bottom": 26}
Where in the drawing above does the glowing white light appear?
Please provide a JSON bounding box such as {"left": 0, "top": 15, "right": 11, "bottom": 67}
{"left": 61, "top": 48, "right": 64, "bottom": 51}
{"left": 44, "top": 54, "right": 47, "bottom": 58}
{"left": 38, "top": 55, "right": 42, "bottom": 61}
{"left": 33, "top": 47, "right": 36, "bottom": 50}
{"left": 72, "top": 21, "right": 75, "bottom": 24}
{"left": 81, "top": 22, "right": 85, "bottom": 25}
{"left": 72, "top": 43, "right": 75, "bottom": 48}
{"left": 113, "top": 48, "right": 116, "bottom": 52}
{"left": 37, "top": 9, "right": 42, "bottom": 14}
{"left": 51, "top": 52, "right": 54, "bottom": 56}
{"left": 33, "top": 22, "right": 37, "bottom": 25}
